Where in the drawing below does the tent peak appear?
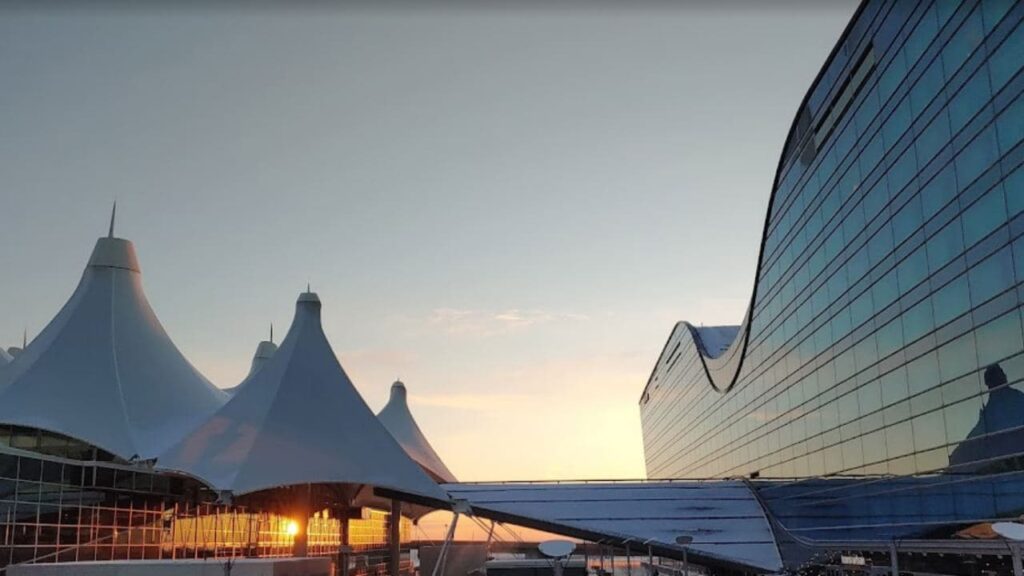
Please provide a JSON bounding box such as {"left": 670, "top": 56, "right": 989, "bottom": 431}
{"left": 298, "top": 291, "right": 320, "bottom": 303}
{"left": 87, "top": 236, "right": 141, "bottom": 273}
{"left": 390, "top": 380, "right": 408, "bottom": 401}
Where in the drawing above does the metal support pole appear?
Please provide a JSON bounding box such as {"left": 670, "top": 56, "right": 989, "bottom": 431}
{"left": 682, "top": 547, "right": 687, "bottom": 576}
{"left": 389, "top": 499, "right": 402, "bottom": 576}
{"left": 171, "top": 503, "right": 178, "bottom": 560}
{"left": 889, "top": 541, "right": 899, "bottom": 576}
{"left": 647, "top": 546, "right": 653, "bottom": 576}
{"left": 486, "top": 520, "right": 495, "bottom": 549}
{"left": 1013, "top": 542, "right": 1023, "bottom": 576}
{"left": 338, "top": 501, "right": 351, "bottom": 576}
{"left": 292, "top": 485, "right": 311, "bottom": 557}
{"left": 625, "top": 543, "right": 631, "bottom": 576}
{"left": 431, "top": 513, "right": 459, "bottom": 576}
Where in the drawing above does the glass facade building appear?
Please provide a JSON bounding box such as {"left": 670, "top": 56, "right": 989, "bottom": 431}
{"left": 640, "top": 0, "right": 1024, "bottom": 543}
{"left": 0, "top": 427, "right": 411, "bottom": 573}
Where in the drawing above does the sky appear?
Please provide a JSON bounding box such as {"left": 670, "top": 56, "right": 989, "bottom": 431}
{"left": 0, "top": 1, "right": 856, "bottom": 482}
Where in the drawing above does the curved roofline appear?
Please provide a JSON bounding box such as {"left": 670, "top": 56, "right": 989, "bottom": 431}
{"left": 153, "top": 465, "right": 451, "bottom": 508}
{"left": 0, "top": 423, "right": 123, "bottom": 463}
{"left": 640, "top": 0, "right": 870, "bottom": 403}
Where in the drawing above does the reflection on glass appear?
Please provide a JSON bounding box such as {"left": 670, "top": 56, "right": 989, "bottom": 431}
{"left": 948, "top": 364, "right": 1024, "bottom": 473}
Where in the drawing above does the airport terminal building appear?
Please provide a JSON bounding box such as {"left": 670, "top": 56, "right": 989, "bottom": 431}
{"left": 640, "top": 0, "right": 1024, "bottom": 568}
{"left": 2, "top": 1, "right": 1023, "bottom": 575}
{"left": 0, "top": 227, "right": 452, "bottom": 574}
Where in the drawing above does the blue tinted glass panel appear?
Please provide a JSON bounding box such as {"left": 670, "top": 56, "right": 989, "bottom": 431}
{"left": 933, "top": 275, "right": 971, "bottom": 325}
{"left": 949, "top": 70, "right": 992, "bottom": 134}
{"left": 927, "top": 218, "right": 965, "bottom": 272}
{"left": 1007, "top": 165, "right": 1024, "bottom": 218}
{"left": 989, "top": 21, "right": 1024, "bottom": 89}
{"left": 996, "top": 94, "right": 1024, "bottom": 152}
{"left": 955, "top": 125, "right": 999, "bottom": 187}
{"left": 976, "top": 311, "right": 1024, "bottom": 367}
{"left": 969, "top": 246, "right": 1016, "bottom": 304}
{"left": 921, "top": 163, "right": 958, "bottom": 219}
{"left": 903, "top": 298, "right": 936, "bottom": 344}
{"left": 962, "top": 186, "right": 1007, "bottom": 246}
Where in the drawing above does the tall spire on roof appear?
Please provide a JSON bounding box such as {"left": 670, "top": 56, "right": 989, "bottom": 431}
{"left": 108, "top": 201, "right": 117, "bottom": 238}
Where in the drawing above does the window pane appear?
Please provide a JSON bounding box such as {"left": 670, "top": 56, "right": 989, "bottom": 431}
{"left": 962, "top": 186, "right": 1007, "bottom": 247}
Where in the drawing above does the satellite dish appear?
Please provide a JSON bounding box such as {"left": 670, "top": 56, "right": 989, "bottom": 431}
{"left": 539, "top": 540, "right": 576, "bottom": 558}
{"left": 675, "top": 535, "right": 693, "bottom": 545}
{"left": 993, "top": 522, "right": 1024, "bottom": 541}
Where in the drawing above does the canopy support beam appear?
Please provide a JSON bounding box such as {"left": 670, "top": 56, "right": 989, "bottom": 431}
{"left": 389, "top": 499, "right": 402, "bottom": 576}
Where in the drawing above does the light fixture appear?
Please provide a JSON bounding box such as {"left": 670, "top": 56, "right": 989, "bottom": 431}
{"left": 674, "top": 535, "right": 692, "bottom": 576}
{"left": 993, "top": 522, "right": 1024, "bottom": 541}
{"left": 286, "top": 520, "right": 300, "bottom": 537}
{"left": 992, "top": 523, "right": 1024, "bottom": 576}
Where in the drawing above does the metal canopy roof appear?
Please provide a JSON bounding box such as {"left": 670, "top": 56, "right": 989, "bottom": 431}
{"left": 0, "top": 234, "right": 227, "bottom": 459}
{"left": 158, "top": 291, "right": 449, "bottom": 503}
{"left": 378, "top": 380, "right": 457, "bottom": 484}
{"left": 441, "top": 481, "right": 782, "bottom": 574}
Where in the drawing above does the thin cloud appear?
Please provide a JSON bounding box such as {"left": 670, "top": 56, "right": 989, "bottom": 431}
{"left": 428, "top": 307, "right": 589, "bottom": 336}
{"left": 410, "top": 392, "right": 530, "bottom": 411}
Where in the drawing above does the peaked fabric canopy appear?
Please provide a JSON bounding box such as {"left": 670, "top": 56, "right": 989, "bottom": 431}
{"left": 0, "top": 348, "right": 11, "bottom": 366}
{"left": 378, "top": 381, "right": 457, "bottom": 483}
{"left": 0, "top": 236, "right": 227, "bottom": 459}
{"left": 246, "top": 340, "right": 278, "bottom": 380}
{"left": 158, "top": 292, "right": 449, "bottom": 502}
{"left": 223, "top": 339, "right": 278, "bottom": 395}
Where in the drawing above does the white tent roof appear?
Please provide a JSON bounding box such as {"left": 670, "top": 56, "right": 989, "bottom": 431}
{"left": 246, "top": 340, "right": 278, "bottom": 379}
{"left": 378, "top": 381, "right": 457, "bottom": 483}
{"left": 223, "top": 339, "right": 278, "bottom": 395}
{"left": 0, "top": 234, "right": 227, "bottom": 459}
{"left": 444, "top": 481, "right": 782, "bottom": 574}
{"left": 157, "top": 291, "right": 450, "bottom": 502}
